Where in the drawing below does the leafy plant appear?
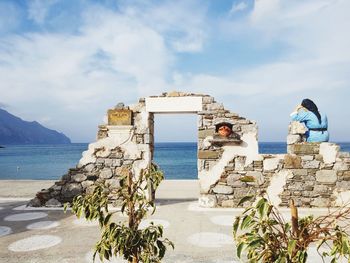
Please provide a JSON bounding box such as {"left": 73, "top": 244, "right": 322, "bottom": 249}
{"left": 65, "top": 163, "right": 173, "bottom": 263}
{"left": 233, "top": 196, "right": 350, "bottom": 263}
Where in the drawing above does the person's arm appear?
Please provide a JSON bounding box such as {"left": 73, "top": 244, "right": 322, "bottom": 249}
{"left": 291, "top": 109, "right": 309, "bottom": 122}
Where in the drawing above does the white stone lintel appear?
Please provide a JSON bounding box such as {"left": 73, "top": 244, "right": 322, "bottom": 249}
{"left": 145, "top": 97, "right": 203, "bottom": 113}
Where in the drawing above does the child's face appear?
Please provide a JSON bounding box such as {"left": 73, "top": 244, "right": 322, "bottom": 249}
{"left": 218, "top": 125, "right": 232, "bottom": 137}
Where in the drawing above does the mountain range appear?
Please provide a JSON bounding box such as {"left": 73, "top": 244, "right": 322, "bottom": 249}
{"left": 0, "top": 108, "right": 71, "bottom": 144}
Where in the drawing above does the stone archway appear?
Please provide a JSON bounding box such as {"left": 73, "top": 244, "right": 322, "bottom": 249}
{"left": 30, "top": 91, "right": 350, "bottom": 208}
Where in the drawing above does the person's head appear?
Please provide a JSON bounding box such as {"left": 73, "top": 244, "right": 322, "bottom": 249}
{"left": 301, "top": 98, "right": 321, "bottom": 124}
{"left": 216, "top": 122, "right": 233, "bottom": 137}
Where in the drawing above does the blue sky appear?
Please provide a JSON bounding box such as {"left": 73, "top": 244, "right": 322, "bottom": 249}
{"left": 0, "top": 0, "right": 349, "bottom": 142}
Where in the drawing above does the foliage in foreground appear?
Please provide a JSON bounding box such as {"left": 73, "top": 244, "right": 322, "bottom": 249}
{"left": 65, "top": 163, "right": 173, "bottom": 263}
{"left": 233, "top": 196, "right": 350, "bottom": 263}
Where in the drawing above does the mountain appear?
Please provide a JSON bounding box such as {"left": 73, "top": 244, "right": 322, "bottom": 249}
{"left": 0, "top": 108, "right": 71, "bottom": 144}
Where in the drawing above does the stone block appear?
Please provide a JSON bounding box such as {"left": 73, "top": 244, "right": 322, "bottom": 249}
{"left": 246, "top": 171, "right": 264, "bottom": 186}
{"left": 333, "top": 162, "right": 348, "bottom": 171}
{"left": 336, "top": 181, "right": 350, "bottom": 191}
{"left": 289, "top": 121, "right": 307, "bottom": 134}
{"left": 105, "top": 179, "right": 120, "bottom": 189}
{"left": 235, "top": 157, "right": 246, "bottom": 171}
{"left": 115, "top": 167, "right": 130, "bottom": 177}
{"left": 100, "top": 168, "right": 113, "bottom": 179}
{"left": 320, "top": 143, "right": 339, "bottom": 164}
{"left": 84, "top": 164, "right": 95, "bottom": 172}
{"left": 301, "top": 155, "right": 314, "bottom": 161}
{"left": 198, "top": 129, "right": 215, "bottom": 139}
{"left": 198, "top": 150, "right": 220, "bottom": 159}
{"left": 62, "top": 183, "right": 82, "bottom": 198}
{"left": 289, "top": 143, "right": 320, "bottom": 155}
{"left": 284, "top": 154, "right": 302, "bottom": 169}
{"left": 302, "top": 160, "right": 320, "bottom": 169}
{"left": 28, "top": 197, "right": 42, "bottom": 207}
{"left": 212, "top": 185, "right": 234, "bottom": 194}
{"left": 199, "top": 194, "right": 217, "bottom": 208}
{"left": 71, "top": 173, "right": 87, "bottom": 183}
{"left": 202, "top": 96, "right": 214, "bottom": 104}
{"left": 81, "top": 180, "right": 94, "bottom": 189}
{"left": 226, "top": 174, "right": 241, "bottom": 186}
{"left": 221, "top": 200, "right": 235, "bottom": 207}
{"left": 342, "top": 171, "right": 350, "bottom": 181}
{"left": 287, "top": 134, "right": 302, "bottom": 145}
{"left": 112, "top": 159, "right": 123, "bottom": 167}
{"left": 313, "top": 185, "right": 329, "bottom": 194}
{"left": 311, "top": 198, "right": 331, "bottom": 207}
{"left": 263, "top": 157, "right": 281, "bottom": 171}
{"left": 316, "top": 170, "right": 337, "bottom": 184}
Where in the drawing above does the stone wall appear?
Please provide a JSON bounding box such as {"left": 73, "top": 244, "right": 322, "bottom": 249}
{"left": 29, "top": 92, "right": 350, "bottom": 209}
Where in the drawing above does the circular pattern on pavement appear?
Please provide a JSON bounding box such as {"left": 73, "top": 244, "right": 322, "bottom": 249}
{"left": 187, "top": 232, "right": 232, "bottom": 248}
{"left": 26, "top": 221, "right": 60, "bottom": 230}
{"left": 4, "top": 212, "right": 48, "bottom": 222}
{"left": 0, "top": 226, "right": 12, "bottom": 237}
{"left": 139, "top": 219, "right": 170, "bottom": 229}
{"left": 85, "top": 251, "right": 126, "bottom": 263}
{"left": 8, "top": 235, "right": 62, "bottom": 252}
{"left": 73, "top": 218, "right": 99, "bottom": 227}
{"left": 210, "top": 215, "right": 234, "bottom": 226}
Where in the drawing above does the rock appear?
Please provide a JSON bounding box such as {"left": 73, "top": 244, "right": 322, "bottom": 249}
{"left": 105, "top": 179, "right": 120, "bottom": 189}
{"left": 284, "top": 154, "right": 302, "bottom": 169}
{"left": 115, "top": 102, "right": 125, "bottom": 109}
{"left": 202, "top": 96, "right": 214, "bottom": 104}
{"left": 301, "top": 155, "right": 314, "bottom": 161}
{"left": 100, "top": 168, "right": 113, "bottom": 179}
{"left": 45, "top": 198, "right": 62, "bottom": 207}
{"left": 287, "top": 134, "right": 301, "bottom": 145}
{"left": 226, "top": 174, "right": 241, "bottom": 186}
{"left": 212, "top": 185, "right": 234, "bottom": 194}
{"left": 71, "top": 173, "right": 87, "bottom": 183}
{"left": 342, "top": 171, "right": 350, "bottom": 181}
{"left": 84, "top": 164, "right": 95, "bottom": 172}
{"left": 263, "top": 157, "right": 281, "bottom": 171}
{"left": 316, "top": 170, "right": 337, "bottom": 184}
{"left": 112, "top": 159, "right": 122, "bottom": 167}
{"left": 333, "top": 162, "right": 348, "bottom": 171}
{"left": 311, "top": 198, "right": 331, "bottom": 207}
{"left": 221, "top": 200, "right": 235, "bottom": 207}
{"left": 246, "top": 171, "right": 264, "bottom": 186}
{"left": 81, "top": 180, "right": 94, "bottom": 189}
{"left": 27, "top": 197, "right": 42, "bottom": 207}
{"left": 199, "top": 194, "right": 217, "bottom": 208}
{"left": 115, "top": 167, "right": 130, "bottom": 177}
{"left": 302, "top": 160, "right": 320, "bottom": 169}
{"left": 289, "top": 121, "right": 307, "bottom": 134}
{"left": 320, "top": 143, "right": 339, "bottom": 164}
{"left": 235, "top": 157, "right": 246, "bottom": 171}
{"left": 313, "top": 185, "right": 329, "bottom": 194}
{"left": 198, "top": 129, "right": 215, "bottom": 139}
{"left": 289, "top": 143, "right": 320, "bottom": 155}
{"left": 62, "top": 183, "right": 83, "bottom": 198}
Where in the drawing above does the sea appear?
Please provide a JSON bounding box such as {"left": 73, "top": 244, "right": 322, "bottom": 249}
{"left": 0, "top": 142, "right": 350, "bottom": 180}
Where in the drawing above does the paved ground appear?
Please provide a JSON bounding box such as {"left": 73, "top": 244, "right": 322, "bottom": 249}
{"left": 0, "top": 180, "right": 347, "bottom": 262}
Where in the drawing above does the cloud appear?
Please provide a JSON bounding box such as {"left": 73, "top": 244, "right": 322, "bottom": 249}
{"left": 229, "top": 1, "right": 248, "bottom": 15}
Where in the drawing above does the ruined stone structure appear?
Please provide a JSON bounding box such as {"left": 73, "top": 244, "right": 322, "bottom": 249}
{"left": 29, "top": 92, "right": 350, "bottom": 208}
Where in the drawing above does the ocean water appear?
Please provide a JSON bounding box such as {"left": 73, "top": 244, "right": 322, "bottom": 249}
{"left": 0, "top": 142, "right": 350, "bottom": 180}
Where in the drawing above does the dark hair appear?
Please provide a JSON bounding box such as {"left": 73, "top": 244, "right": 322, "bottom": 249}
{"left": 301, "top": 99, "right": 321, "bottom": 124}
{"left": 215, "top": 122, "right": 233, "bottom": 132}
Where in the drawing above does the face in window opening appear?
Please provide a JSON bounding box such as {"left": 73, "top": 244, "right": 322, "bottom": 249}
{"left": 218, "top": 125, "right": 232, "bottom": 138}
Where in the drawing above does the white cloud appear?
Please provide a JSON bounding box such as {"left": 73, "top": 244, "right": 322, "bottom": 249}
{"left": 229, "top": 1, "right": 248, "bottom": 15}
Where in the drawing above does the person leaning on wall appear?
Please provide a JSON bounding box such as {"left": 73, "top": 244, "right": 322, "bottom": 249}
{"left": 290, "top": 98, "right": 329, "bottom": 142}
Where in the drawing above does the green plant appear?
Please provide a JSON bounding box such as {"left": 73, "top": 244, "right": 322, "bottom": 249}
{"left": 65, "top": 163, "right": 173, "bottom": 263}
{"left": 233, "top": 196, "right": 350, "bottom": 263}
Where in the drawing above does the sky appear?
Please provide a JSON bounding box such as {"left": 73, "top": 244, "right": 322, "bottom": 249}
{"left": 0, "top": 0, "right": 349, "bottom": 143}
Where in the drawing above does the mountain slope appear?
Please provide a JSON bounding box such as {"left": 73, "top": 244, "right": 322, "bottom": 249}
{"left": 0, "top": 108, "right": 71, "bottom": 144}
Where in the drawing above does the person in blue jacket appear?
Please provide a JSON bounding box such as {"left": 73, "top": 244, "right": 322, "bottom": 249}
{"left": 290, "top": 99, "right": 329, "bottom": 142}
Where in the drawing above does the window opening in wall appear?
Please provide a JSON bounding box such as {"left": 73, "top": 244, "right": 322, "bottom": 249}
{"left": 153, "top": 114, "right": 197, "bottom": 180}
